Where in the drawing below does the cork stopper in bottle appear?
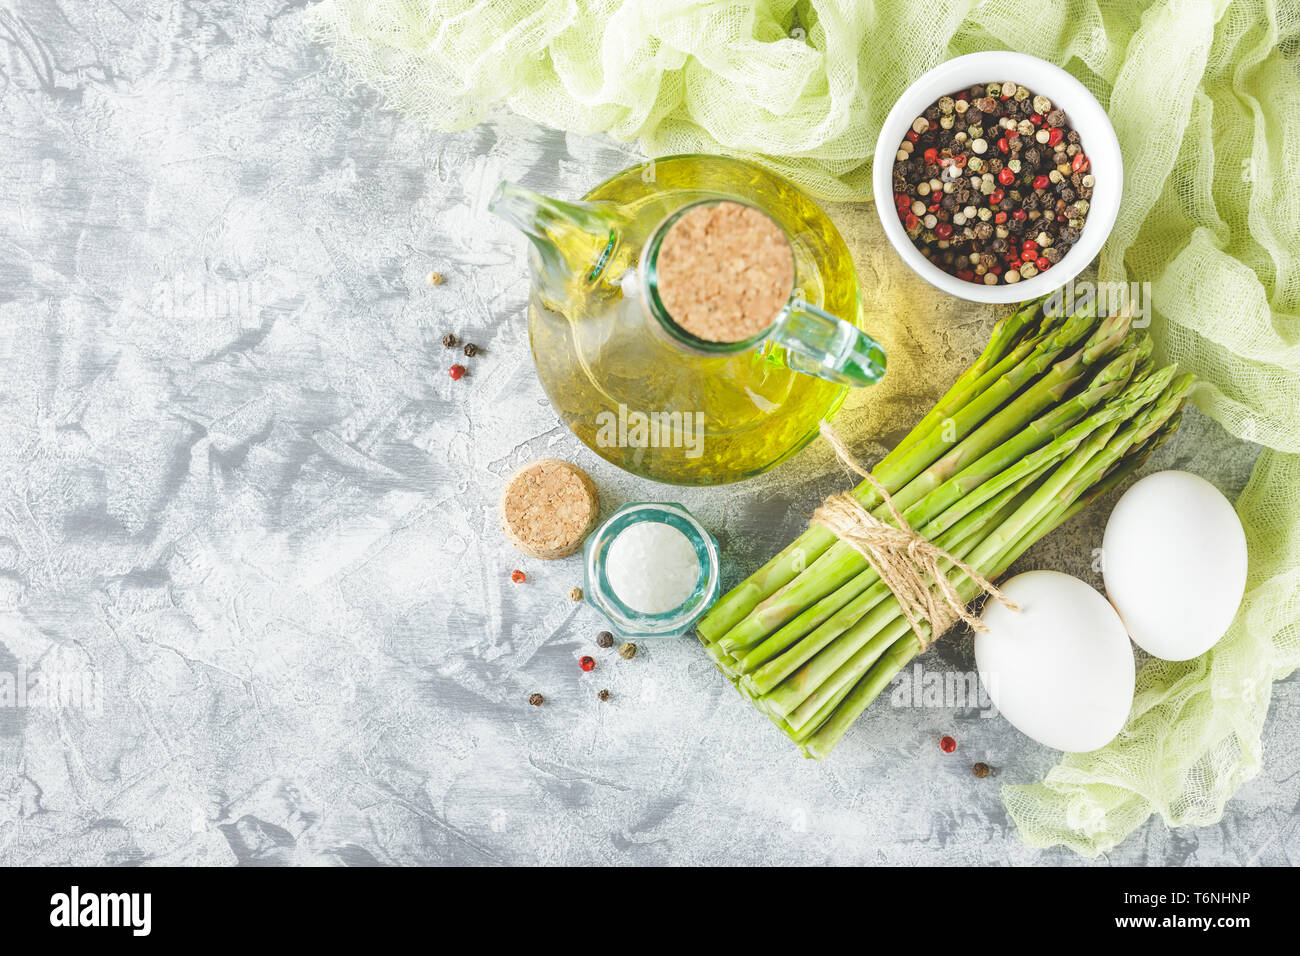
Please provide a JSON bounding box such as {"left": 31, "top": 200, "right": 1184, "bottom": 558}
{"left": 654, "top": 201, "right": 795, "bottom": 344}
{"left": 499, "top": 458, "right": 600, "bottom": 560}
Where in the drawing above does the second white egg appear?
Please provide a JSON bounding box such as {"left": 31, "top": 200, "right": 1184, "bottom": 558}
{"left": 976, "top": 571, "right": 1135, "bottom": 753}
{"left": 1101, "top": 470, "right": 1248, "bottom": 662}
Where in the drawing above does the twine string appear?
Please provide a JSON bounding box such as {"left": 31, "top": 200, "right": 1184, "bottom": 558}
{"left": 813, "top": 422, "right": 1019, "bottom": 649}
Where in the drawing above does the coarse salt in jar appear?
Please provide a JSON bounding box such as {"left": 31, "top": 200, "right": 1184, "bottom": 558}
{"left": 583, "top": 503, "right": 720, "bottom": 638}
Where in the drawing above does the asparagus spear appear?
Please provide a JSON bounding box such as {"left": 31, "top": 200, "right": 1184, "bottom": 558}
{"left": 888, "top": 298, "right": 1050, "bottom": 458}
{"left": 697, "top": 292, "right": 1191, "bottom": 761}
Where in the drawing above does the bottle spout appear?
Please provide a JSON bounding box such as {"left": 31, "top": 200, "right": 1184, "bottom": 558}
{"left": 489, "top": 181, "right": 620, "bottom": 287}
{"left": 488, "top": 181, "right": 552, "bottom": 239}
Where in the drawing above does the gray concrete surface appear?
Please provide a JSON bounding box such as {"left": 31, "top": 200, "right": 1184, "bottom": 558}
{"left": 0, "top": 0, "right": 1293, "bottom": 866}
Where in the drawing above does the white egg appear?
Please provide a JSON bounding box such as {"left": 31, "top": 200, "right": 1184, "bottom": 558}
{"left": 976, "top": 571, "right": 1134, "bottom": 752}
{"left": 1102, "top": 470, "right": 1247, "bottom": 661}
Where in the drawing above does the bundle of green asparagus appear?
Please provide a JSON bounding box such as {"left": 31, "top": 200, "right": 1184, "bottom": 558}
{"left": 696, "top": 296, "right": 1192, "bottom": 759}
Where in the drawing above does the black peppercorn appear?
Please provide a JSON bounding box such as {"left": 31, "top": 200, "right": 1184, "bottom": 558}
{"left": 596, "top": 631, "right": 614, "bottom": 648}
{"left": 973, "top": 762, "right": 991, "bottom": 778}
{"left": 441, "top": 332, "right": 457, "bottom": 349}
{"left": 597, "top": 689, "right": 611, "bottom": 702}
{"left": 528, "top": 693, "right": 544, "bottom": 706}
{"left": 463, "top": 343, "right": 479, "bottom": 357}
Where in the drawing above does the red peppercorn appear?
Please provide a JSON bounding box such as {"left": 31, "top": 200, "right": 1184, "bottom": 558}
{"left": 1048, "top": 127, "right": 1064, "bottom": 147}
{"left": 997, "top": 137, "right": 1009, "bottom": 153}
{"left": 511, "top": 569, "right": 526, "bottom": 583}
{"left": 928, "top": 203, "right": 940, "bottom": 213}
{"left": 1072, "top": 153, "right": 1090, "bottom": 173}
{"left": 1007, "top": 129, "right": 1019, "bottom": 139}
{"left": 989, "top": 188, "right": 1004, "bottom": 204}
{"left": 952, "top": 153, "right": 967, "bottom": 168}
{"left": 905, "top": 128, "right": 919, "bottom": 143}
{"left": 1013, "top": 209, "right": 1027, "bottom": 220}
{"left": 940, "top": 735, "right": 957, "bottom": 753}
{"left": 1008, "top": 258, "right": 1022, "bottom": 270}
{"left": 1032, "top": 175, "right": 1050, "bottom": 190}
{"left": 997, "top": 167, "right": 1015, "bottom": 186}
{"left": 994, "top": 210, "right": 1007, "bottom": 224}
{"left": 1036, "top": 256, "right": 1051, "bottom": 271}
{"left": 956, "top": 269, "right": 974, "bottom": 282}
{"left": 923, "top": 147, "right": 938, "bottom": 164}
{"left": 934, "top": 222, "right": 953, "bottom": 240}
{"left": 904, "top": 212, "right": 919, "bottom": 230}
{"left": 449, "top": 364, "right": 466, "bottom": 380}
{"left": 579, "top": 655, "right": 595, "bottom": 672}
{"left": 1030, "top": 113, "right": 1044, "bottom": 125}
{"left": 1022, "top": 240, "right": 1038, "bottom": 254}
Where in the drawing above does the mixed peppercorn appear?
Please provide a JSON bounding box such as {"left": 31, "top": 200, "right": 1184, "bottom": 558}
{"left": 526, "top": 630, "right": 636, "bottom": 708}
{"left": 440, "top": 322, "right": 479, "bottom": 379}
{"left": 892, "top": 81, "right": 1094, "bottom": 285}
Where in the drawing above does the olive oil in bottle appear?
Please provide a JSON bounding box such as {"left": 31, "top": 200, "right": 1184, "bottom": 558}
{"left": 491, "top": 154, "right": 884, "bottom": 485}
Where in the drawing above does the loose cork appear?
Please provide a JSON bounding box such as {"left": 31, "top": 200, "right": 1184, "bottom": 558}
{"left": 499, "top": 459, "right": 600, "bottom": 560}
{"left": 655, "top": 201, "right": 795, "bottom": 344}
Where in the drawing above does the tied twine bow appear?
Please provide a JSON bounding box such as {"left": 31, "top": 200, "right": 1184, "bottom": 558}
{"left": 813, "top": 423, "right": 1018, "bottom": 649}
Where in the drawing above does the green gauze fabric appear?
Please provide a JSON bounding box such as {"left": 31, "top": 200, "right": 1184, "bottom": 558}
{"left": 308, "top": 0, "right": 1300, "bottom": 856}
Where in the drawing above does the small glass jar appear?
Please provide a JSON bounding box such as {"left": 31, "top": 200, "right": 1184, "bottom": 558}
{"left": 584, "top": 502, "right": 720, "bottom": 638}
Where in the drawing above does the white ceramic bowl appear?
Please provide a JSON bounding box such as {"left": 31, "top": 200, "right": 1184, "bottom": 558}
{"left": 873, "top": 51, "right": 1122, "bottom": 304}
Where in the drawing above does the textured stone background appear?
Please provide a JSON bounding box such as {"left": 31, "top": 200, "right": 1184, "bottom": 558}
{"left": 0, "top": 0, "right": 1295, "bottom": 866}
